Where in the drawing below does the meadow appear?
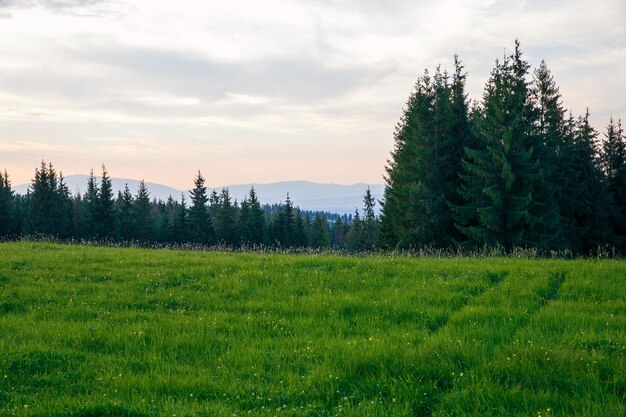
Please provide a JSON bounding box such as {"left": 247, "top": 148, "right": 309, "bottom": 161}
{"left": 0, "top": 242, "right": 624, "bottom": 417}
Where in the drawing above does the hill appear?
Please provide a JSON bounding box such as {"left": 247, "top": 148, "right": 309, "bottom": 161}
{"left": 14, "top": 175, "right": 384, "bottom": 214}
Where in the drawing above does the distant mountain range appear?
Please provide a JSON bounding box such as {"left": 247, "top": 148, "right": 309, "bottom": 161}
{"left": 14, "top": 175, "right": 385, "bottom": 214}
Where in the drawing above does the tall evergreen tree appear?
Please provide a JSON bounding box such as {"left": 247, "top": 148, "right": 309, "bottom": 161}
{"left": 81, "top": 170, "right": 98, "bottom": 239}
{"left": 188, "top": 171, "right": 211, "bottom": 244}
{"left": 380, "top": 57, "right": 471, "bottom": 249}
{"left": 213, "top": 188, "right": 238, "bottom": 246}
{"left": 310, "top": 213, "right": 330, "bottom": 248}
{"left": 0, "top": 170, "right": 14, "bottom": 236}
{"left": 96, "top": 165, "right": 116, "bottom": 239}
{"left": 25, "top": 161, "right": 70, "bottom": 236}
{"left": 133, "top": 180, "right": 153, "bottom": 242}
{"left": 601, "top": 117, "right": 626, "bottom": 251}
{"left": 239, "top": 187, "right": 265, "bottom": 246}
{"left": 527, "top": 60, "right": 566, "bottom": 249}
{"left": 56, "top": 173, "right": 73, "bottom": 238}
{"left": 455, "top": 42, "right": 545, "bottom": 251}
{"left": 558, "top": 112, "right": 611, "bottom": 252}
{"left": 117, "top": 184, "right": 134, "bottom": 241}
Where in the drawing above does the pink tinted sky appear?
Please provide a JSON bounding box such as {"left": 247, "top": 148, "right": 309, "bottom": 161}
{"left": 0, "top": 0, "right": 624, "bottom": 189}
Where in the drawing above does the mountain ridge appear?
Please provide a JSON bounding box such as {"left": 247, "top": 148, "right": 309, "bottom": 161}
{"left": 13, "top": 175, "right": 385, "bottom": 214}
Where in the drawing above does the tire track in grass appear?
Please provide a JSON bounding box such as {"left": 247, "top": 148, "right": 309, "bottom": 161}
{"left": 408, "top": 270, "right": 566, "bottom": 417}
{"left": 434, "top": 269, "right": 624, "bottom": 417}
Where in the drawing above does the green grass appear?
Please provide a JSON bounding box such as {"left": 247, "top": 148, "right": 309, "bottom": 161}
{"left": 0, "top": 242, "right": 624, "bottom": 417}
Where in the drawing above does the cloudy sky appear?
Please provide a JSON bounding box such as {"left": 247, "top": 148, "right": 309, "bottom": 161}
{"left": 0, "top": 0, "right": 624, "bottom": 189}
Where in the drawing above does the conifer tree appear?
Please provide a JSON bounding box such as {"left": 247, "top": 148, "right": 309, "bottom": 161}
{"left": 360, "top": 188, "right": 378, "bottom": 250}
{"left": 526, "top": 60, "right": 566, "bottom": 249}
{"left": 133, "top": 180, "right": 153, "bottom": 242}
{"left": 239, "top": 187, "right": 265, "bottom": 246}
{"left": 601, "top": 117, "right": 626, "bottom": 250}
{"left": 558, "top": 112, "right": 611, "bottom": 252}
{"left": 116, "top": 184, "right": 134, "bottom": 240}
{"left": 81, "top": 170, "right": 98, "bottom": 239}
{"left": 56, "top": 173, "right": 73, "bottom": 238}
{"left": 310, "top": 213, "right": 330, "bottom": 248}
{"left": 213, "top": 188, "right": 238, "bottom": 246}
{"left": 455, "top": 42, "right": 543, "bottom": 251}
{"left": 96, "top": 165, "right": 116, "bottom": 239}
{"left": 25, "top": 161, "right": 71, "bottom": 236}
{"left": 379, "top": 71, "right": 433, "bottom": 248}
{"left": 188, "top": 171, "right": 211, "bottom": 244}
{"left": 0, "top": 170, "right": 14, "bottom": 236}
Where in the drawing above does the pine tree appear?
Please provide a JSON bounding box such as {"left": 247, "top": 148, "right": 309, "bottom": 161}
{"left": 379, "top": 71, "right": 433, "bottom": 248}
{"left": 601, "top": 117, "right": 626, "bottom": 251}
{"left": 526, "top": 60, "right": 566, "bottom": 249}
{"left": 0, "top": 170, "right": 14, "bottom": 236}
{"left": 213, "top": 188, "right": 238, "bottom": 246}
{"left": 81, "top": 170, "right": 98, "bottom": 239}
{"left": 380, "top": 58, "right": 471, "bottom": 249}
{"left": 455, "top": 42, "right": 544, "bottom": 251}
{"left": 188, "top": 171, "right": 211, "bottom": 244}
{"left": 361, "top": 188, "right": 378, "bottom": 250}
{"left": 117, "top": 184, "right": 134, "bottom": 241}
{"left": 558, "top": 112, "right": 611, "bottom": 252}
{"left": 310, "top": 213, "right": 330, "bottom": 248}
{"left": 133, "top": 180, "right": 153, "bottom": 242}
{"left": 56, "top": 173, "right": 73, "bottom": 238}
{"left": 173, "top": 194, "right": 189, "bottom": 243}
{"left": 96, "top": 165, "right": 116, "bottom": 240}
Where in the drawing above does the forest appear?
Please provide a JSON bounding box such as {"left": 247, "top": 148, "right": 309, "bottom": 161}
{"left": 0, "top": 42, "right": 624, "bottom": 255}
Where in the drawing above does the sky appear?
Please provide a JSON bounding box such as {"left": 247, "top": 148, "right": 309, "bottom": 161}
{"left": 0, "top": 0, "right": 624, "bottom": 189}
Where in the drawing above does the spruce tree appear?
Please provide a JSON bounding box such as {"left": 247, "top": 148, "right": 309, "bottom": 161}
{"left": 213, "top": 188, "right": 238, "bottom": 246}
{"left": 526, "top": 60, "right": 566, "bottom": 249}
{"left": 246, "top": 187, "right": 265, "bottom": 245}
{"left": 173, "top": 194, "right": 189, "bottom": 243}
{"left": 133, "top": 180, "right": 153, "bottom": 242}
{"left": 455, "top": 42, "right": 541, "bottom": 250}
{"left": 601, "top": 117, "right": 626, "bottom": 250}
{"left": 310, "top": 213, "right": 330, "bottom": 248}
{"left": 81, "top": 170, "right": 98, "bottom": 239}
{"left": 188, "top": 171, "right": 211, "bottom": 244}
{"left": 558, "top": 112, "right": 611, "bottom": 252}
{"left": 0, "top": 170, "right": 14, "bottom": 236}
{"left": 380, "top": 58, "right": 471, "bottom": 249}
{"left": 361, "top": 188, "right": 378, "bottom": 250}
{"left": 56, "top": 173, "right": 73, "bottom": 238}
{"left": 117, "top": 184, "right": 134, "bottom": 241}
{"left": 379, "top": 71, "right": 433, "bottom": 248}
{"left": 96, "top": 165, "right": 116, "bottom": 240}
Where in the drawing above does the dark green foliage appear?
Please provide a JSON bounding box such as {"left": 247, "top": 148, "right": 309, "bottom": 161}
{"left": 381, "top": 58, "right": 470, "bottom": 249}
{"left": 188, "top": 171, "right": 211, "bottom": 244}
{"left": 456, "top": 42, "right": 547, "bottom": 250}
{"left": 212, "top": 188, "right": 238, "bottom": 246}
{"left": 239, "top": 187, "right": 265, "bottom": 246}
{"left": 24, "top": 161, "right": 72, "bottom": 236}
{"left": 95, "top": 165, "right": 116, "bottom": 240}
{"left": 116, "top": 184, "right": 134, "bottom": 241}
{"left": 351, "top": 188, "right": 379, "bottom": 251}
{"left": 601, "top": 117, "right": 626, "bottom": 250}
{"left": 0, "top": 170, "right": 14, "bottom": 236}
{"left": 81, "top": 170, "right": 98, "bottom": 239}
{"left": 559, "top": 112, "right": 611, "bottom": 253}
{"left": 132, "top": 180, "right": 153, "bottom": 242}
{"left": 310, "top": 213, "right": 330, "bottom": 248}
{"left": 270, "top": 194, "right": 296, "bottom": 247}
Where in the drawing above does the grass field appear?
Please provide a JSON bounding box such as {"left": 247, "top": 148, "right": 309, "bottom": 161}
{"left": 0, "top": 242, "right": 624, "bottom": 416}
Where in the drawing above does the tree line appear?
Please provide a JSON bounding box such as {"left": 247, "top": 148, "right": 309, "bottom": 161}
{"left": 0, "top": 164, "right": 379, "bottom": 251}
{"left": 2, "top": 41, "right": 624, "bottom": 255}
{"left": 380, "top": 41, "right": 625, "bottom": 254}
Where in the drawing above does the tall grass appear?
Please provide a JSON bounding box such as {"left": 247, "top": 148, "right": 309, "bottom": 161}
{"left": 0, "top": 242, "right": 623, "bottom": 416}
